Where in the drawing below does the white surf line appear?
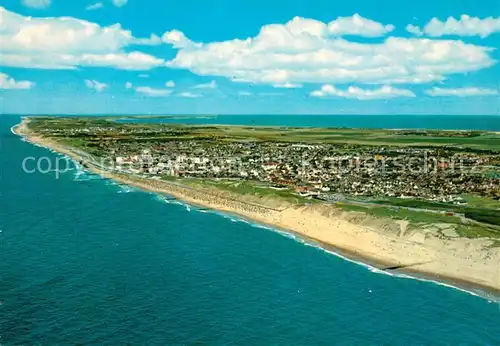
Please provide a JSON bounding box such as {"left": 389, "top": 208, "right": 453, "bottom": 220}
{"left": 10, "top": 124, "right": 19, "bottom": 135}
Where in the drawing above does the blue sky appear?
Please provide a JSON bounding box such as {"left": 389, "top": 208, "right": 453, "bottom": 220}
{"left": 0, "top": 0, "right": 499, "bottom": 115}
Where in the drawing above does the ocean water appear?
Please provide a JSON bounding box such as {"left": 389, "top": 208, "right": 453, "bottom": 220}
{"left": 1, "top": 114, "right": 500, "bottom": 344}
{"left": 114, "top": 114, "right": 500, "bottom": 131}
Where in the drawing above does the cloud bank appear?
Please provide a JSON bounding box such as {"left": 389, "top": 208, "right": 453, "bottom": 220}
{"left": 178, "top": 91, "right": 201, "bottom": 98}
{"left": 164, "top": 15, "right": 496, "bottom": 86}
{"left": 1, "top": 8, "right": 497, "bottom": 98}
{"left": 0, "top": 7, "right": 164, "bottom": 70}
{"left": 135, "top": 86, "right": 172, "bottom": 97}
{"left": 425, "top": 87, "right": 499, "bottom": 97}
{"left": 310, "top": 85, "right": 415, "bottom": 99}
{"left": 192, "top": 80, "right": 217, "bottom": 89}
{"left": 327, "top": 14, "right": 394, "bottom": 37}
{"left": 22, "top": 0, "right": 51, "bottom": 9}
{"left": 112, "top": 0, "right": 128, "bottom": 8}
{"left": 406, "top": 15, "right": 500, "bottom": 38}
{"left": 0, "top": 72, "right": 34, "bottom": 90}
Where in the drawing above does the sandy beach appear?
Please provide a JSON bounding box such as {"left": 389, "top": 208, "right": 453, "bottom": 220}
{"left": 14, "top": 118, "right": 500, "bottom": 294}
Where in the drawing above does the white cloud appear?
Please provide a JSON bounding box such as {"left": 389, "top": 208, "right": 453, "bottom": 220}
{"left": 405, "top": 24, "right": 423, "bottom": 36}
{"left": 86, "top": 2, "right": 103, "bottom": 11}
{"left": 0, "top": 72, "right": 34, "bottom": 90}
{"left": 310, "top": 85, "right": 415, "bottom": 100}
{"left": 238, "top": 91, "right": 253, "bottom": 96}
{"left": 327, "top": 14, "right": 394, "bottom": 37}
{"left": 161, "top": 29, "right": 195, "bottom": 48}
{"left": 165, "top": 80, "right": 175, "bottom": 87}
{"left": 22, "top": 0, "right": 51, "bottom": 9}
{"left": 273, "top": 82, "right": 302, "bottom": 88}
{"left": 125, "top": 82, "right": 172, "bottom": 96}
{"left": 133, "top": 34, "right": 162, "bottom": 46}
{"left": 0, "top": 7, "right": 164, "bottom": 70}
{"left": 85, "top": 79, "right": 108, "bottom": 92}
{"left": 178, "top": 91, "right": 201, "bottom": 98}
{"left": 192, "top": 80, "right": 217, "bottom": 89}
{"left": 407, "top": 15, "right": 500, "bottom": 38}
{"left": 111, "top": 0, "right": 128, "bottom": 7}
{"left": 164, "top": 16, "right": 496, "bottom": 86}
{"left": 425, "top": 87, "right": 499, "bottom": 97}
{"left": 248, "top": 15, "right": 393, "bottom": 40}
{"left": 135, "top": 86, "right": 172, "bottom": 97}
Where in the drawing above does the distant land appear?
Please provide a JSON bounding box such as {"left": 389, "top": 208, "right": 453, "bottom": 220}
{"left": 3, "top": 113, "right": 500, "bottom": 131}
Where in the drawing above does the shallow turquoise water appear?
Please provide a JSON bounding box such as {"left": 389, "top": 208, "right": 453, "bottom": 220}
{"left": 1, "top": 115, "right": 500, "bottom": 344}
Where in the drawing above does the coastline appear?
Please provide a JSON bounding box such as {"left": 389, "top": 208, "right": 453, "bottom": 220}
{"left": 13, "top": 118, "right": 500, "bottom": 296}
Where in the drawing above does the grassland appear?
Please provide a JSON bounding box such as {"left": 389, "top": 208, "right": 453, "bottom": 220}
{"left": 337, "top": 201, "right": 500, "bottom": 243}
{"left": 337, "top": 202, "right": 462, "bottom": 224}
{"left": 461, "top": 194, "right": 500, "bottom": 209}
{"left": 160, "top": 176, "right": 314, "bottom": 205}
{"left": 366, "top": 197, "right": 500, "bottom": 226}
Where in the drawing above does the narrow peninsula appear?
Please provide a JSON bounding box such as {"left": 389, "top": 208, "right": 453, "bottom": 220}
{"left": 15, "top": 116, "right": 500, "bottom": 293}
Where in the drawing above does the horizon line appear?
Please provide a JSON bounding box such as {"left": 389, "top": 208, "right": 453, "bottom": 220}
{"left": 2, "top": 113, "right": 499, "bottom": 117}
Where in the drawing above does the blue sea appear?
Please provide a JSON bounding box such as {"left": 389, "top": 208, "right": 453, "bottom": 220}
{"left": 1, "top": 114, "right": 500, "bottom": 345}
{"left": 113, "top": 113, "right": 500, "bottom": 131}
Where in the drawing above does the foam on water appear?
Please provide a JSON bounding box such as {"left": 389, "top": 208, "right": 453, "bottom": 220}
{"left": 153, "top": 195, "right": 170, "bottom": 203}
{"left": 73, "top": 170, "right": 96, "bottom": 181}
{"left": 10, "top": 124, "right": 19, "bottom": 135}
{"left": 73, "top": 170, "right": 85, "bottom": 180}
{"left": 117, "top": 185, "right": 136, "bottom": 194}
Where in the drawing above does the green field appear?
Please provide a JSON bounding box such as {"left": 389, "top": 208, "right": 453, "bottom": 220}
{"left": 367, "top": 197, "right": 500, "bottom": 226}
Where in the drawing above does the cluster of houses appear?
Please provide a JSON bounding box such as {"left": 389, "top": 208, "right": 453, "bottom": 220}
{"left": 100, "top": 140, "right": 499, "bottom": 202}
{"left": 35, "top": 120, "right": 498, "bottom": 202}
